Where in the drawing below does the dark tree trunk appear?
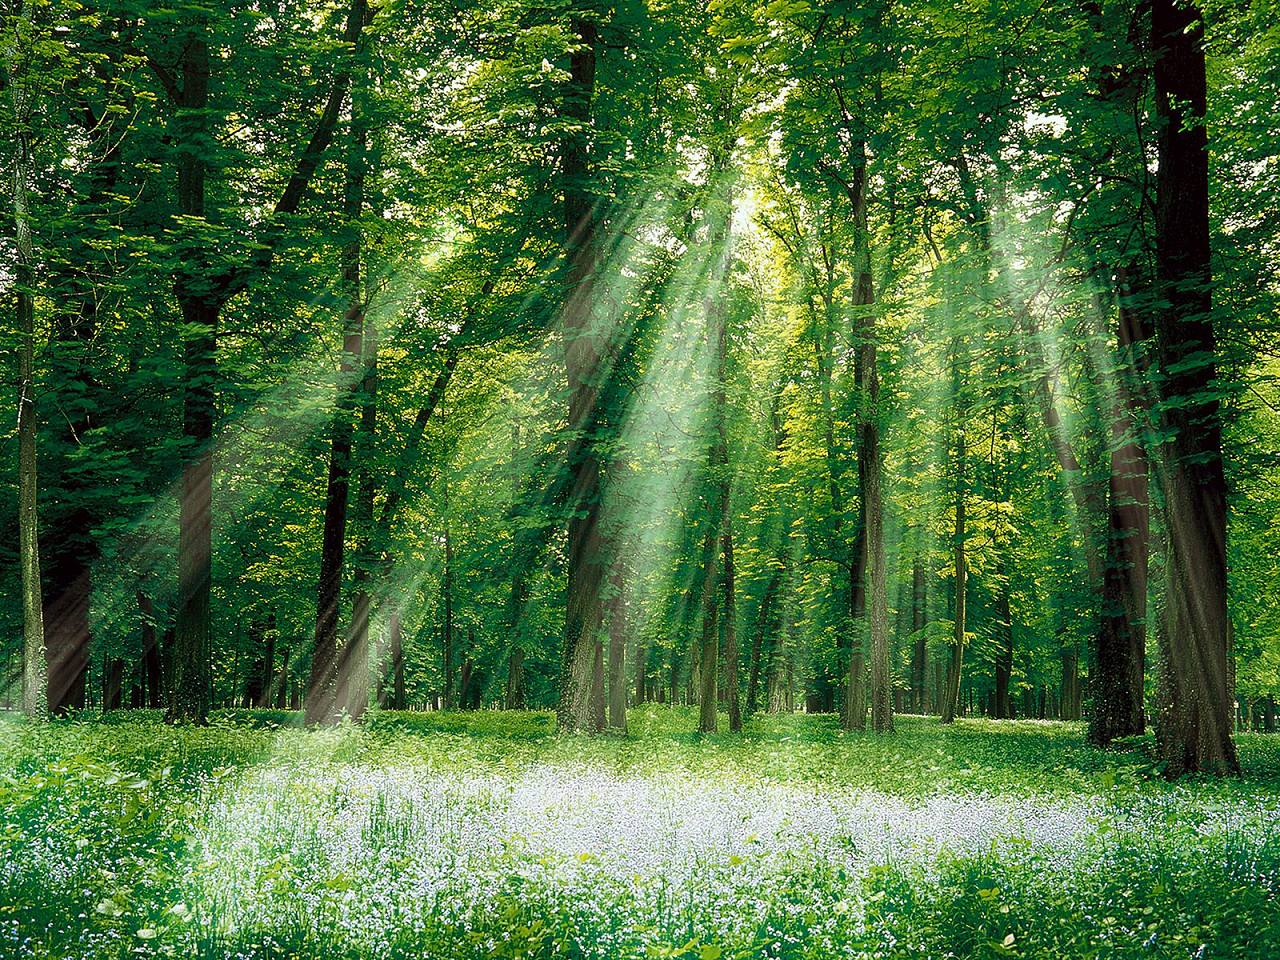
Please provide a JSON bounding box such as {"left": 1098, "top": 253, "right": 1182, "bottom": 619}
{"left": 723, "top": 526, "right": 741, "bottom": 732}
{"left": 442, "top": 521, "right": 454, "bottom": 708}
{"left": 168, "top": 19, "right": 215, "bottom": 723}
{"left": 911, "top": 550, "right": 927, "bottom": 712}
{"left": 11, "top": 3, "right": 47, "bottom": 719}
{"left": 994, "top": 579, "right": 1013, "bottom": 720}
{"left": 505, "top": 647, "right": 525, "bottom": 711}
{"left": 607, "top": 562, "right": 628, "bottom": 731}
{"left": 390, "top": 611, "right": 405, "bottom": 709}
{"left": 557, "top": 17, "right": 606, "bottom": 732}
{"left": 697, "top": 524, "right": 719, "bottom": 733}
{"left": 841, "top": 137, "right": 891, "bottom": 735}
{"left": 633, "top": 628, "right": 648, "bottom": 705}
{"left": 258, "top": 614, "right": 277, "bottom": 709}
{"left": 1091, "top": 277, "right": 1151, "bottom": 745}
{"left": 1151, "top": 0, "right": 1238, "bottom": 776}
{"left": 941, "top": 399, "right": 966, "bottom": 725}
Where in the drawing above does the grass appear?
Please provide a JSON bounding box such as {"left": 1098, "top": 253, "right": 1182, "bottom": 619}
{"left": 1, "top": 707, "right": 1278, "bottom": 959}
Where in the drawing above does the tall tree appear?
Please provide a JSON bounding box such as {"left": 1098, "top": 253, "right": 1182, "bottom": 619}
{"left": 557, "top": 12, "right": 606, "bottom": 732}
{"left": 1150, "top": 0, "right": 1238, "bottom": 776}
{"left": 7, "top": 0, "right": 46, "bottom": 719}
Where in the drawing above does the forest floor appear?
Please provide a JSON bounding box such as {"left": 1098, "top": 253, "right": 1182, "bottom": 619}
{"left": 1, "top": 708, "right": 1278, "bottom": 960}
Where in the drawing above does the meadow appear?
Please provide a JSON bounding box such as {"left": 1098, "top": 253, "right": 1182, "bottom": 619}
{"left": 1, "top": 708, "right": 1278, "bottom": 960}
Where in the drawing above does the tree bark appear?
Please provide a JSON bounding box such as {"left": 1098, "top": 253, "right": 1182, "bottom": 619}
{"left": 168, "top": 21, "right": 215, "bottom": 724}
{"left": 1151, "top": 0, "right": 1238, "bottom": 776}
{"left": 994, "top": 575, "right": 1013, "bottom": 719}
{"left": 442, "top": 520, "right": 454, "bottom": 708}
{"left": 845, "top": 139, "right": 891, "bottom": 734}
{"left": 1090, "top": 276, "right": 1151, "bottom": 744}
{"left": 557, "top": 16, "right": 607, "bottom": 732}
{"left": 911, "top": 549, "right": 927, "bottom": 712}
{"left": 697, "top": 524, "right": 719, "bottom": 733}
{"left": 723, "top": 525, "right": 741, "bottom": 732}
{"left": 607, "top": 561, "right": 628, "bottom": 731}
{"left": 941, "top": 377, "right": 967, "bottom": 725}
{"left": 16, "top": 86, "right": 47, "bottom": 721}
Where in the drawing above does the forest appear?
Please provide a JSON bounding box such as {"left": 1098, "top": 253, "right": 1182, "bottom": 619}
{"left": 2, "top": 0, "right": 1280, "bottom": 957}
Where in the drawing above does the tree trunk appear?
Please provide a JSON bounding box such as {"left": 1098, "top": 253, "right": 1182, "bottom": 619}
{"left": 994, "top": 576, "right": 1013, "bottom": 720}
{"left": 17, "top": 122, "right": 45, "bottom": 720}
{"left": 847, "top": 140, "right": 891, "bottom": 733}
{"left": 258, "top": 613, "right": 277, "bottom": 708}
{"left": 307, "top": 45, "right": 369, "bottom": 724}
{"left": 697, "top": 524, "right": 719, "bottom": 733}
{"left": 633, "top": 627, "right": 648, "bottom": 705}
{"left": 385, "top": 611, "right": 404, "bottom": 709}
{"left": 607, "top": 562, "right": 628, "bottom": 731}
{"left": 169, "top": 22, "right": 215, "bottom": 725}
{"left": 505, "top": 647, "right": 525, "bottom": 711}
{"left": 723, "top": 525, "right": 741, "bottom": 732}
{"left": 557, "top": 16, "right": 606, "bottom": 732}
{"left": 941, "top": 397, "right": 966, "bottom": 725}
{"left": 1151, "top": 0, "right": 1238, "bottom": 776}
{"left": 1090, "top": 277, "right": 1151, "bottom": 745}
{"left": 911, "top": 549, "right": 927, "bottom": 712}
{"left": 442, "top": 521, "right": 455, "bottom": 708}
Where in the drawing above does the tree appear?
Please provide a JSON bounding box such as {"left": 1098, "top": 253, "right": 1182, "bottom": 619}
{"left": 1151, "top": 0, "right": 1238, "bottom": 776}
{"left": 6, "top": 0, "right": 45, "bottom": 718}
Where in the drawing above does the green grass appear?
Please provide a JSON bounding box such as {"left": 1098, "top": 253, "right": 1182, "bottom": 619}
{"left": 1, "top": 707, "right": 1278, "bottom": 959}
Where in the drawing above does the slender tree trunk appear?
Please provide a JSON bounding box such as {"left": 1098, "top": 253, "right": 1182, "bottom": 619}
{"left": 169, "top": 23, "right": 214, "bottom": 724}
{"left": 911, "top": 550, "right": 927, "bottom": 712}
{"left": 941, "top": 398, "right": 967, "bottom": 725}
{"left": 443, "top": 521, "right": 454, "bottom": 708}
{"left": 1091, "top": 280, "right": 1151, "bottom": 744}
{"left": 557, "top": 17, "right": 606, "bottom": 732}
{"left": 504, "top": 421, "right": 528, "bottom": 710}
{"left": 11, "top": 19, "right": 45, "bottom": 717}
{"left": 259, "top": 613, "right": 277, "bottom": 708}
{"left": 505, "top": 647, "right": 525, "bottom": 711}
{"left": 306, "top": 290, "right": 362, "bottom": 719}
{"left": 307, "top": 47, "right": 369, "bottom": 723}
{"left": 723, "top": 525, "right": 741, "bottom": 732}
{"left": 812, "top": 295, "right": 856, "bottom": 718}
{"left": 994, "top": 575, "right": 1013, "bottom": 719}
{"left": 607, "top": 561, "right": 628, "bottom": 731}
{"left": 1151, "top": 0, "right": 1237, "bottom": 776}
{"left": 633, "top": 627, "right": 647, "bottom": 705}
{"left": 847, "top": 140, "right": 891, "bottom": 733}
{"left": 343, "top": 76, "right": 376, "bottom": 723}
{"left": 697, "top": 524, "right": 719, "bottom": 733}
